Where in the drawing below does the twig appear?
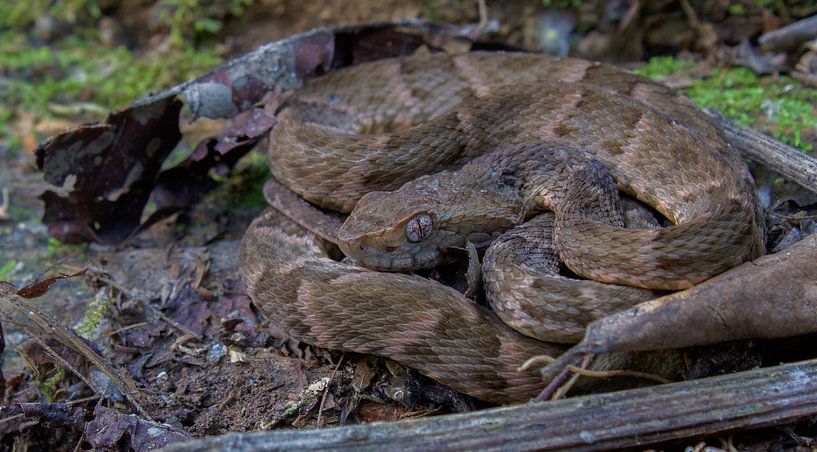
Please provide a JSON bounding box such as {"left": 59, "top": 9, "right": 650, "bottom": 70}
{"left": 216, "top": 385, "right": 242, "bottom": 410}
{"left": 552, "top": 353, "right": 593, "bottom": 400}
{"left": 0, "top": 413, "right": 23, "bottom": 425}
{"left": 84, "top": 270, "right": 202, "bottom": 340}
{"left": 317, "top": 354, "right": 344, "bottom": 428}
{"left": 618, "top": 0, "right": 641, "bottom": 32}
{"left": 678, "top": 0, "right": 700, "bottom": 29}
{"left": 477, "top": 0, "right": 488, "bottom": 29}
{"left": 72, "top": 434, "right": 85, "bottom": 452}
{"left": 561, "top": 365, "right": 670, "bottom": 384}
{"left": 67, "top": 395, "right": 101, "bottom": 405}
{"left": 533, "top": 353, "right": 585, "bottom": 402}
{"left": 99, "top": 322, "right": 149, "bottom": 339}
{"left": 522, "top": 353, "right": 670, "bottom": 385}
{"left": 0, "top": 290, "right": 150, "bottom": 418}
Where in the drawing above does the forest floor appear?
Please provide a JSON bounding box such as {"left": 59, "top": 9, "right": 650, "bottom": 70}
{"left": 1, "top": 0, "right": 817, "bottom": 449}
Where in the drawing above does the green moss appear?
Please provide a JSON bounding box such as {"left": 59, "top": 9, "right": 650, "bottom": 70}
{"left": 637, "top": 57, "right": 817, "bottom": 152}
{"left": 208, "top": 151, "right": 270, "bottom": 210}
{"left": 0, "top": 0, "right": 101, "bottom": 29}
{"left": 75, "top": 295, "right": 113, "bottom": 340}
{"left": 722, "top": 0, "right": 817, "bottom": 18}
{"left": 0, "top": 0, "right": 253, "bottom": 47}
{"left": 38, "top": 367, "right": 66, "bottom": 402}
{"left": 0, "top": 30, "right": 222, "bottom": 152}
{"left": 0, "top": 260, "right": 17, "bottom": 280}
{"left": 160, "top": 0, "right": 255, "bottom": 48}
{"left": 727, "top": 3, "right": 747, "bottom": 15}
{"left": 686, "top": 67, "right": 817, "bottom": 152}
{"left": 47, "top": 237, "right": 88, "bottom": 257}
{"left": 420, "top": 0, "right": 443, "bottom": 22}
{"left": 633, "top": 56, "right": 696, "bottom": 79}
{"left": 0, "top": 32, "right": 222, "bottom": 115}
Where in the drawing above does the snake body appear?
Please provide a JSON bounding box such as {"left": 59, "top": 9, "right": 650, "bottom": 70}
{"left": 241, "top": 51, "right": 766, "bottom": 402}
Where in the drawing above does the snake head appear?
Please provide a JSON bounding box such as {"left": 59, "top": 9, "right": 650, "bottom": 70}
{"left": 337, "top": 185, "right": 463, "bottom": 271}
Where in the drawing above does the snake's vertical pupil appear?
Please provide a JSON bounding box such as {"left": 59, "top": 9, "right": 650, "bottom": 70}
{"left": 406, "top": 213, "right": 433, "bottom": 243}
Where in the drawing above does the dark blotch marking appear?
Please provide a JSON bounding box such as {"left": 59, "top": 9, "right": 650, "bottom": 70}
{"left": 682, "top": 192, "right": 698, "bottom": 203}
{"left": 573, "top": 98, "right": 588, "bottom": 111}
{"left": 602, "top": 138, "right": 626, "bottom": 156}
{"left": 553, "top": 122, "right": 576, "bottom": 138}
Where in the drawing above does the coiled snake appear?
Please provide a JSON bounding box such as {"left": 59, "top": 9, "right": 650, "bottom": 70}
{"left": 239, "top": 51, "right": 765, "bottom": 403}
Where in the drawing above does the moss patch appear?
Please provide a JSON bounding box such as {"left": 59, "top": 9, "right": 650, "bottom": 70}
{"left": 75, "top": 294, "right": 113, "bottom": 340}
{"left": 0, "top": 260, "right": 18, "bottom": 280}
{"left": 0, "top": 35, "right": 221, "bottom": 160}
{"left": 636, "top": 57, "right": 817, "bottom": 152}
{"left": 633, "top": 56, "right": 697, "bottom": 79}
{"left": 0, "top": 32, "right": 222, "bottom": 117}
{"left": 211, "top": 151, "right": 270, "bottom": 210}
{"left": 38, "top": 367, "right": 66, "bottom": 402}
{"left": 46, "top": 237, "right": 87, "bottom": 259}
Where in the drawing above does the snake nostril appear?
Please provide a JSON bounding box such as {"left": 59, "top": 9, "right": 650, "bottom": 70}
{"left": 385, "top": 246, "right": 398, "bottom": 252}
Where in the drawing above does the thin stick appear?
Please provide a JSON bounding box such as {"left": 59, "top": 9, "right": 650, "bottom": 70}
{"left": 522, "top": 353, "right": 670, "bottom": 385}
{"left": 552, "top": 353, "right": 593, "bottom": 400}
{"left": 533, "top": 362, "right": 572, "bottom": 402}
{"left": 0, "top": 413, "right": 23, "bottom": 425}
{"left": 317, "top": 354, "right": 344, "bottom": 427}
{"left": 99, "top": 322, "right": 149, "bottom": 339}
{"left": 561, "top": 365, "right": 671, "bottom": 384}
{"left": 0, "top": 291, "right": 150, "bottom": 418}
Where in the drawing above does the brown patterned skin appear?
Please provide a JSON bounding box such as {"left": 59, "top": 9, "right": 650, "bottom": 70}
{"left": 335, "top": 140, "right": 762, "bottom": 342}
{"left": 483, "top": 212, "right": 662, "bottom": 343}
{"left": 336, "top": 142, "right": 664, "bottom": 343}
{"left": 337, "top": 140, "right": 761, "bottom": 289}
{"left": 248, "top": 51, "right": 766, "bottom": 401}
{"left": 240, "top": 210, "right": 561, "bottom": 403}
{"left": 269, "top": 51, "right": 745, "bottom": 213}
{"left": 240, "top": 210, "right": 683, "bottom": 403}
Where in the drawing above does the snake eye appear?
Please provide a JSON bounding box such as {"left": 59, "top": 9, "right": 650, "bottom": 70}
{"left": 405, "top": 213, "right": 433, "bottom": 243}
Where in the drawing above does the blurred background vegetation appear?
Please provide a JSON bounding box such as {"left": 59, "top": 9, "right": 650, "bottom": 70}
{"left": 0, "top": 0, "right": 815, "bottom": 157}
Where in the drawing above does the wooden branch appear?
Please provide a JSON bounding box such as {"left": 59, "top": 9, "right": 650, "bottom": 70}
{"left": 758, "top": 15, "right": 817, "bottom": 52}
{"left": 0, "top": 282, "right": 151, "bottom": 418}
{"left": 706, "top": 108, "right": 817, "bottom": 194}
{"left": 162, "top": 358, "right": 817, "bottom": 451}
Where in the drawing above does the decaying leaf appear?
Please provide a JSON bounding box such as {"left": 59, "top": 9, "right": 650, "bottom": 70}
{"left": 543, "top": 232, "right": 817, "bottom": 379}
{"left": 37, "top": 98, "right": 183, "bottom": 244}
{"left": 84, "top": 406, "right": 189, "bottom": 451}
{"left": 14, "top": 269, "right": 88, "bottom": 299}
{"left": 0, "top": 403, "right": 87, "bottom": 435}
{"left": 35, "top": 21, "right": 495, "bottom": 245}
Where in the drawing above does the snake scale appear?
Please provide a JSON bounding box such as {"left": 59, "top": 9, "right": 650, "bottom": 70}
{"left": 240, "top": 51, "right": 766, "bottom": 403}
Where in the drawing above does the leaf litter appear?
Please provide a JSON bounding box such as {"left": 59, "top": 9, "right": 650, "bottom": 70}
{"left": 3, "top": 13, "right": 817, "bottom": 451}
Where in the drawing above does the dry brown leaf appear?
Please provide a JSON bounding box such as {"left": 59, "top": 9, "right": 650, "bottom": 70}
{"left": 541, "top": 233, "right": 817, "bottom": 381}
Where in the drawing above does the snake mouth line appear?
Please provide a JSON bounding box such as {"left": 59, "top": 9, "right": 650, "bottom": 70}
{"left": 338, "top": 241, "right": 442, "bottom": 271}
